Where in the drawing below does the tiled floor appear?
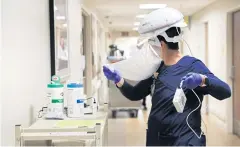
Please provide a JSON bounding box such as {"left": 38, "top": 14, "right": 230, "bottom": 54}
{"left": 108, "top": 110, "right": 240, "bottom": 146}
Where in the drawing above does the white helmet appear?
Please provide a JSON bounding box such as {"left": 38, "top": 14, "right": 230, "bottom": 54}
{"left": 137, "top": 7, "right": 187, "bottom": 46}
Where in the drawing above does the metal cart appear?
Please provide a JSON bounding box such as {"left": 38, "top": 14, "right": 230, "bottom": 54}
{"left": 108, "top": 80, "right": 142, "bottom": 118}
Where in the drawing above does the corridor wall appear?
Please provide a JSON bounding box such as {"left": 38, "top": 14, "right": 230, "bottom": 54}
{"left": 68, "top": 0, "right": 83, "bottom": 81}
{"left": 1, "top": 0, "right": 107, "bottom": 145}
{"left": 182, "top": 0, "right": 240, "bottom": 132}
{"left": 1, "top": 0, "right": 50, "bottom": 145}
{"left": 0, "top": 0, "right": 2, "bottom": 145}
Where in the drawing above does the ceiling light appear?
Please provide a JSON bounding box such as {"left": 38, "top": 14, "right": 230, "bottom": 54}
{"left": 56, "top": 16, "right": 65, "bottom": 20}
{"left": 139, "top": 4, "right": 167, "bottom": 9}
{"left": 136, "top": 15, "right": 146, "bottom": 18}
{"left": 134, "top": 22, "right": 140, "bottom": 26}
{"left": 54, "top": 6, "right": 58, "bottom": 11}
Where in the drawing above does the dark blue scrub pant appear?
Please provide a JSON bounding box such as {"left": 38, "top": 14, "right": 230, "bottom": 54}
{"left": 146, "top": 129, "right": 206, "bottom": 146}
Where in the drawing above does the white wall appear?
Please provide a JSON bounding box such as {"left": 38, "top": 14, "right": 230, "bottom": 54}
{"left": 110, "top": 31, "right": 139, "bottom": 43}
{"left": 114, "top": 37, "right": 139, "bottom": 58}
{"left": 183, "top": 0, "right": 240, "bottom": 127}
{"left": 0, "top": 0, "right": 108, "bottom": 145}
{"left": 68, "top": 0, "right": 84, "bottom": 81}
{"left": 1, "top": 0, "right": 50, "bottom": 145}
{"left": 0, "top": 0, "right": 2, "bottom": 145}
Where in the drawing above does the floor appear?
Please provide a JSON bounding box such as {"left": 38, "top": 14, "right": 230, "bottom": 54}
{"left": 108, "top": 110, "right": 240, "bottom": 146}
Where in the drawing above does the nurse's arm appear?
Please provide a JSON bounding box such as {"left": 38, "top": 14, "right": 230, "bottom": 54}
{"left": 199, "top": 74, "right": 231, "bottom": 100}
{"left": 194, "top": 61, "right": 231, "bottom": 100}
{"left": 116, "top": 77, "right": 152, "bottom": 101}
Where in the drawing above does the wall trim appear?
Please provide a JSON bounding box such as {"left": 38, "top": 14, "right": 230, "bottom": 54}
{"left": 81, "top": 4, "right": 91, "bottom": 16}
{"left": 234, "top": 120, "right": 240, "bottom": 136}
{"left": 208, "top": 106, "right": 226, "bottom": 122}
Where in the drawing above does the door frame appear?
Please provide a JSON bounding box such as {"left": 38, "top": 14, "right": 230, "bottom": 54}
{"left": 226, "top": 6, "right": 240, "bottom": 134}
{"left": 82, "top": 6, "right": 93, "bottom": 101}
{"left": 204, "top": 22, "right": 209, "bottom": 115}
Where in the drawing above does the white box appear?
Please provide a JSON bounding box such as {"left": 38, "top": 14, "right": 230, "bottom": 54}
{"left": 172, "top": 88, "right": 187, "bottom": 113}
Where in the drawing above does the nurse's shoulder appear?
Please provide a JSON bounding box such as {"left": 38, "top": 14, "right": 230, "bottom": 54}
{"left": 178, "top": 55, "right": 210, "bottom": 74}
{"left": 176, "top": 55, "right": 200, "bottom": 67}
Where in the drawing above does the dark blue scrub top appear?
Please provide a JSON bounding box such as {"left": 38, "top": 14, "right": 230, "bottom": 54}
{"left": 118, "top": 56, "right": 231, "bottom": 137}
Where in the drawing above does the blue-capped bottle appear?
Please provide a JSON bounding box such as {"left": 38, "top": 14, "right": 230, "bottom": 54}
{"left": 67, "top": 82, "right": 85, "bottom": 118}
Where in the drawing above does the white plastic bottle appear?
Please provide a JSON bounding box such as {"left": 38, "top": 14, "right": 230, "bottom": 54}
{"left": 77, "top": 99, "right": 85, "bottom": 115}
{"left": 46, "top": 76, "right": 64, "bottom": 119}
{"left": 67, "top": 83, "right": 85, "bottom": 118}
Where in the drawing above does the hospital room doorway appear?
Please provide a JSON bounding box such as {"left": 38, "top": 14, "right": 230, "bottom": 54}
{"left": 232, "top": 10, "right": 240, "bottom": 137}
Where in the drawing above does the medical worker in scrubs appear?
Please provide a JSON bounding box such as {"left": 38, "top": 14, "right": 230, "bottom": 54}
{"left": 103, "top": 7, "right": 231, "bottom": 146}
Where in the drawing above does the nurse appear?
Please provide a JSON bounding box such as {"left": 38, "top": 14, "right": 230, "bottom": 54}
{"left": 103, "top": 7, "right": 231, "bottom": 146}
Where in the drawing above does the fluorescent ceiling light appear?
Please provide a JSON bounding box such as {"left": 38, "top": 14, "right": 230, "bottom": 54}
{"left": 56, "top": 16, "right": 66, "bottom": 20}
{"left": 136, "top": 15, "right": 146, "bottom": 18}
{"left": 139, "top": 4, "right": 167, "bottom": 9}
{"left": 54, "top": 6, "right": 58, "bottom": 11}
{"left": 134, "top": 22, "right": 140, "bottom": 26}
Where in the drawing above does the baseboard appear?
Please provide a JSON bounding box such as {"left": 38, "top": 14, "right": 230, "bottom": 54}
{"left": 203, "top": 112, "right": 227, "bottom": 132}
{"left": 209, "top": 113, "right": 227, "bottom": 130}
{"left": 208, "top": 107, "right": 226, "bottom": 122}
{"left": 233, "top": 120, "right": 240, "bottom": 136}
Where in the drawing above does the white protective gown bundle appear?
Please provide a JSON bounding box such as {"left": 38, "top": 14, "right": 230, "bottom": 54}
{"left": 107, "top": 44, "right": 162, "bottom": 81}
{"left": 106, "top": 7, "right": 187, "bottom": 82}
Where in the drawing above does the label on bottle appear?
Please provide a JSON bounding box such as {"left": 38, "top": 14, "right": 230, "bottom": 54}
{"left": 52, "top": 99, "right": 64, "bottom": 103}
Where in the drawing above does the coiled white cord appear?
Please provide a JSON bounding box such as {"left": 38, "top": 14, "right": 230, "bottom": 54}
{"left": 180, "top": 81, "right": 202, "bottom": 139}
{"left": 189, "top": 90, "right": 203, "bottom": 139}
{"left": 177, "top": 27, "right": 206, "bottom": 139}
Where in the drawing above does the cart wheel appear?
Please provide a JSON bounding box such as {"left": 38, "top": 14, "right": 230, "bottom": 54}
{"left": 112, "top": 110, "right": 117, "bottom": 118}
{"left": 130, "top": 113, "right": 135, "bottom": 118}
{"left": 135, "top": 110, "right": 139, "bottom": 117}
{"left": 129, "top": 111, "right": 135, "bottom": 118}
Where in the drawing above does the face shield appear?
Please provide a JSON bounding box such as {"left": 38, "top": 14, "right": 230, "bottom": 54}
{"left": 137, "top": 36, "right": 161, "bottom": 58}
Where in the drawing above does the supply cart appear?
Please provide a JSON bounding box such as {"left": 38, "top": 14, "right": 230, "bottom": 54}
{"left": 15, "top": 112, "right": 108, "bottom": 146}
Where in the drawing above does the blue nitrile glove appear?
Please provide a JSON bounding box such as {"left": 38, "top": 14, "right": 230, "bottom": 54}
{"left": 103, "top": 66, "right": 122, "bottom": 84}
{"left": 181, "top": 72, "right": 203, "bottom": 89}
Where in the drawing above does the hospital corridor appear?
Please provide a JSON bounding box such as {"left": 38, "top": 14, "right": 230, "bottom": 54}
{"left": 1, "top": 0, "right": 240, "bottom": 146}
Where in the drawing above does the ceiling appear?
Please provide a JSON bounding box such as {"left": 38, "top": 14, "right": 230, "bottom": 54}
{"left": 84, "top": 0, "right": 217, "bottom": 31}
{"left": 54, "top": 0, "right": 67, "bottom": 27}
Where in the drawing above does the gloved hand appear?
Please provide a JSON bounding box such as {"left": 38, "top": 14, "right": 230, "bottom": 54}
{"left": 181, "top": 72, "right": 203, "bottom": 89}
{"left": 103, "top": 66, "right": 122, "bottom": 84}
